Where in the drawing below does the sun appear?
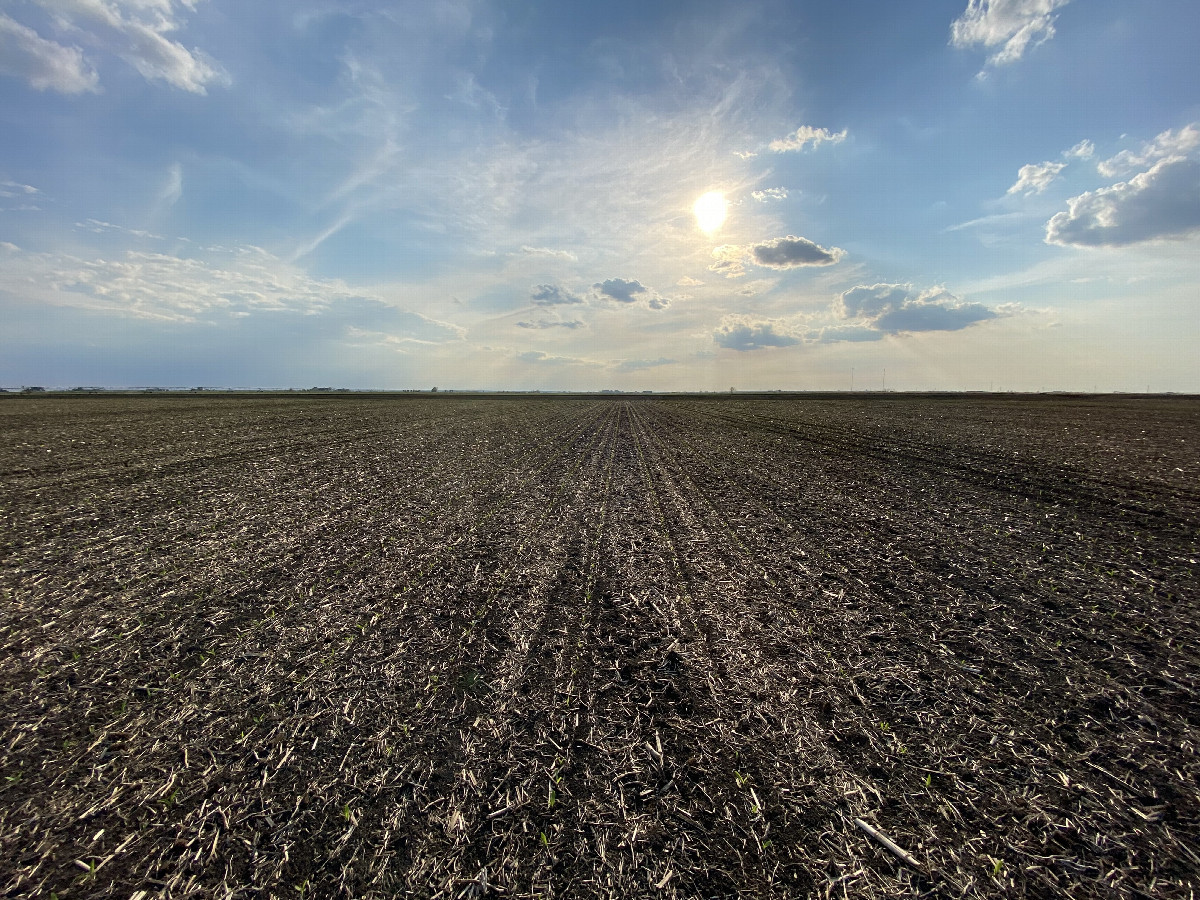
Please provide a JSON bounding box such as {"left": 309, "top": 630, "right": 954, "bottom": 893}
{"left": 693, "top": 190, "right": 727, "bottom": 234}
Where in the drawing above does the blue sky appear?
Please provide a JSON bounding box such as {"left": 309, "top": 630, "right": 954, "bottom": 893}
{"left": 1, "top": 0, "right": 1198, "bottom": 391}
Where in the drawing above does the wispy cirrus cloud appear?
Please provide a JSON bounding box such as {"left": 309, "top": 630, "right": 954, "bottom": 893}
{"left": 0, "top": 13, "right": 98, "bottom": 94}
{"left": 0, "top": 1, "right": 226, "bottom": 94}
{"left": 0, "top": 241, "right": 462, "bottom": 346}
{"left": 768, "top": 126, "right": 847, "bottom": 153}
{"left": 951, "top": 0, "right": 1071, "bottom": 69}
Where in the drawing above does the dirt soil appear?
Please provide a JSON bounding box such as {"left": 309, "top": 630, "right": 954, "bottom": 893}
{"left": 1, "top": 393, "right": 1197, "bottom": 898}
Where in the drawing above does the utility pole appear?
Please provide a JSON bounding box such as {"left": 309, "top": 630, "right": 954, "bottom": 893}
{"left": 851, "top": 367, "right": 855, "bottom": 392}
{"left": 882, "top": 368, "right": 886, "bottom": 392}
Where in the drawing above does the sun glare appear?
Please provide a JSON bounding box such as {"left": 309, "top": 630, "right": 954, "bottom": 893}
{"left": 693, "top": 190, "right": 727, "bottom": 234}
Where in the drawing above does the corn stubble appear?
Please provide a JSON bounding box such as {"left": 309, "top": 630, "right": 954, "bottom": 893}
{"left": 1, "top": 392, "right": 1197, "bottom": 898}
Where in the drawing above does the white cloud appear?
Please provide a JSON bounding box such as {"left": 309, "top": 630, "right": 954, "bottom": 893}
{"left": 2, "top": 1, "right": 226, "bottom": 94}
{"left": 516, "top": 319, "right": 584, "bottom": 330}
{"left": 1063, "top": 139, "right": 1094, "bottom": 160}
{"left": 0, "top": 242, "right": 462, "bottom": 343}
{"left": 75, "top": 218, "right": 165, "bottom": 240}
{"left": 159, "top": 162, "right": 183, "bottom": 206}
{"left": 676, "top": 275, "right": 704, "bottom": 286}
{"left": 709, "top": 245, "right": 748, "bottom": 278}
{"left": 751, "top": 188, "right": 788, "bottom": 202}
{"left": 1097, "top": 124, "right": 1200, "bottom": 178}
{"left": 768, "top": 126, "right": 847, "bottom": 153}
{"left": 1046, "top": 155, "right": 1200, "bottom": 247}
{"left": 615, "top": 357, "right": 675, "bottom": 372}
{"left": 0, "top": 13, "right": 99, "bottom": 93}
{"left": 1007, "top": 160, "right": 1066, "bottom": 195}
{"left": 950, "top": 0, "right": 1070, "bottom": 68}
{"left": 516, "top": 245, "right": 577, "bottom": 261}
{"left": 0, "top": 180, "right": 39, "bottom": 197}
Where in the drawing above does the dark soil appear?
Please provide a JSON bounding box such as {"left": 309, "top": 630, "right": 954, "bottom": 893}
{"left": 1, "top": 393, "right": 1197, "bottom": 898}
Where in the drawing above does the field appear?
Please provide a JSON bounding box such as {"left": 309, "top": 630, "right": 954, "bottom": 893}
{"left": 1, "top": 393, "right": 1197, "bottom": 899}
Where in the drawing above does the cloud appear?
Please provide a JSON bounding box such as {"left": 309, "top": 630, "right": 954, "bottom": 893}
{"left": 530, "top": 283, "right": 585, "bottom": 306}
{"left": 1064, "top": 139, "right": 1094, "bottom": 160}
{"left": 517, "top": 245, "right": 577, "bottom": 261}
{"left": 714, "top": 316, "right": 801, "bottom": 351}
{"left": 769, "top": 126, "right": 847, "bottom": 153}
{"left": 709, "top": 236, "right": 844, "bottom": 277}
{"left": 1046, "top": 155, "right": 1200, "bottom": 247}
{"left": 751, "top": 188, "right": 789, "bottom": 202}
{"left": 950, "top": 0, "right": 1070, "bottom": 68}
{"left": 615, "top": 357, "right": 675, "bottom": 372}
{"left": 709, "top": 245, "right": 747, "bottom": 278}
{"left": 1097, "top": 124, "right": 1200, "bottom": 178}
{"left": 515, "top": 349, "right": 593, "bottom": 366}
{"left": 593, "top": 277, "right": 669, "bottom": 309}
{"left": 0, "top": 180, "right": 40, "bottom": 198}
{"left": 75, "top": 218, "right": 165, "bottom": 240}
{"left": 750, "top": 235, "right": 844, "bottom": 268}
{"left": 1, "top": 1, "right": 226, "bottom": 94}
{"left": 835, "top": 283, "right": 998, "bottom": 334}
{"left": 676, "top": 275, "right": 704, "bottom": 286}
{"left": 0, "top": 242, "right": 462, "bottom": 344}
{"left": 159, "top": 162, "right": 183, "bottom": 206}
{"left": 593, "top": 277, "right": 647, "bottom": 303}
{"left": 0, "top": 13, "right": 99, "bottom": 93}
{"left": 516, "top": 319, "right": 584, "bottom": 329}
{"left": 1008, "top": 160, "right": 1066, "bottom": 195}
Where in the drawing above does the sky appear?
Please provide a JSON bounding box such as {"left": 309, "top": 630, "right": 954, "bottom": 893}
{"left": 1, "top": 0, "right": 1198, "bottom": 392}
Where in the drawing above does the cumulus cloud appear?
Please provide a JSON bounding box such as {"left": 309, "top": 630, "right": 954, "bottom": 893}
{"left": 751, "top": 235, "right": 844, "bottom": 268}
{"left": 769, "top": 126, "right": 848, "bottom": 153}
{"left": 1008, "top": 160, "right": 1066, "bottom": 195}
{"left": 1, "top": 1, "right": 225, "bottom": 94}
{"left": 593, "top": 277, "right": 646, "bottom": 303}
{"left": 530, "top": 283, "right": 585, "bottom": 306}
{"left": 1097, "top": 124, "right": 1200, "bottom": 178}
{"left": 1046, "top": 155, "right": 1200, "bottom": 247}
{"left": 676, "top": 275, "right": 704, "bottom": 286}
{"left": 0, "top": 13, "right": 99, "bottom": 93}
{"left": 1064, "top": 139, "right": 1094, "bottom": 160}
{"left": 951, "top": 0, "right": 1070, "bottom": 67}
{"left": 714, "top": 316, "right": 801, "bottom": 351}
{"left": 710, "top": 236, "right": 844, "bottom": 278}
{"left": 836, "top": 283, "right": 998, "bottom": 334}
{"left": 516, "top": 319, "right": 584, "bottom": 329}
{"left": 751, "top": 188, "right": 789, "bottom": 202}
{"left": 592, "top": 277, "right": 668, "bottom": 309}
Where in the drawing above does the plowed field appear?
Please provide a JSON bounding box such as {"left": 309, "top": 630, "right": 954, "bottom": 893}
{"left": 2, "top": 394, "right": 1197, "bottom": 898}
